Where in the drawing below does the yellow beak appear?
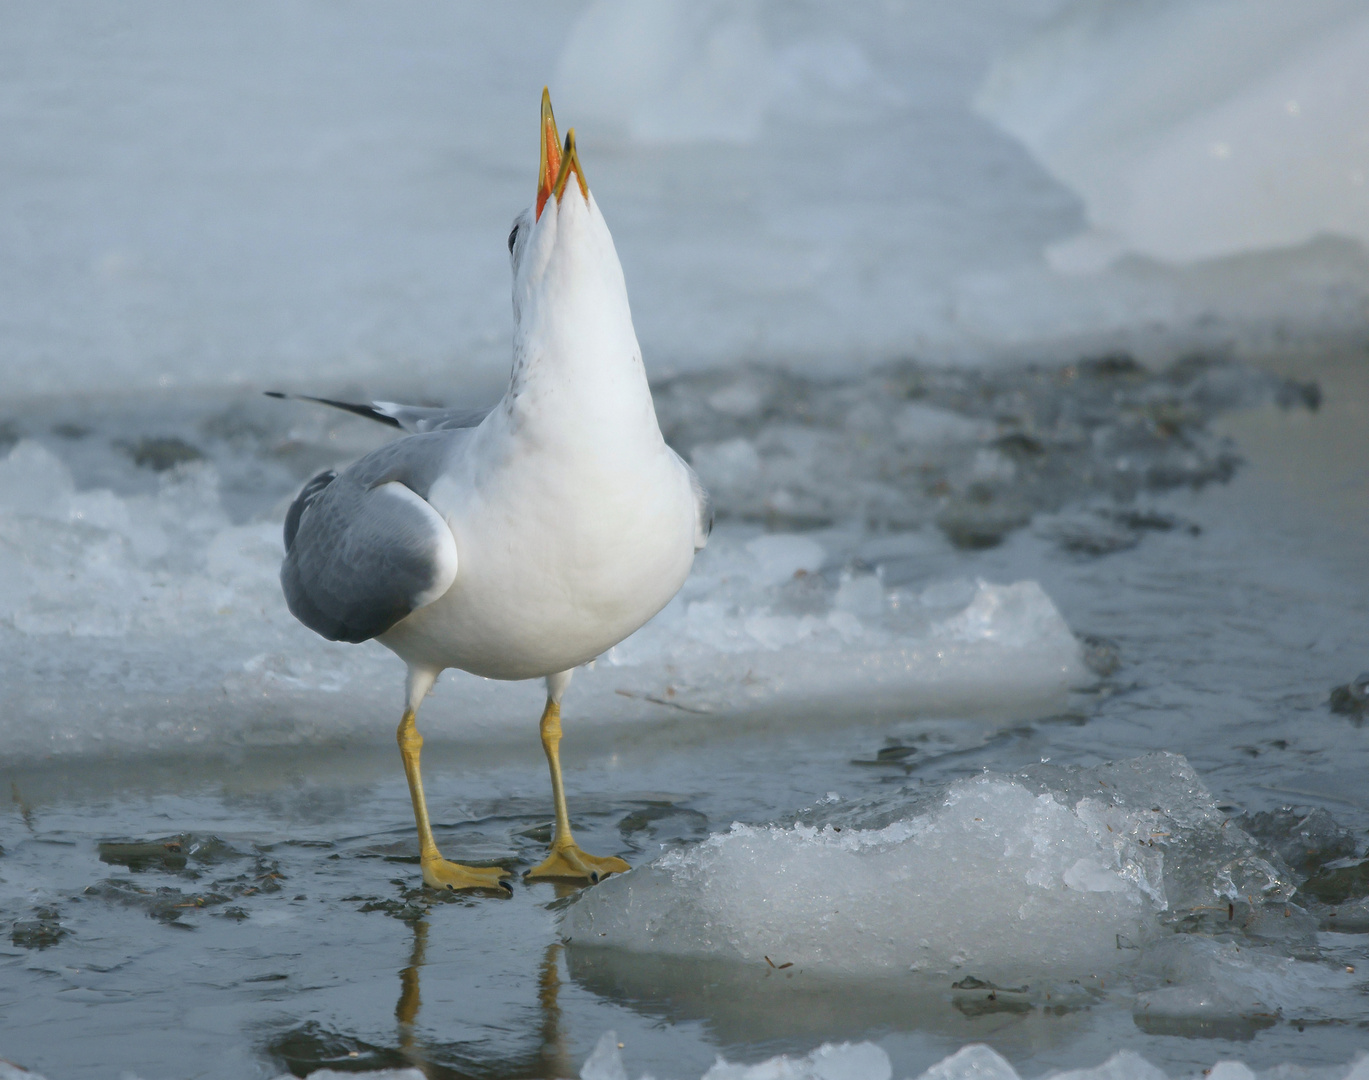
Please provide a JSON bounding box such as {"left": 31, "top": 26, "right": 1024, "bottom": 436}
{"left": 536, "top": 87, "right": 562, "bottom": 221}
{"left": 536, "top": 88, "right": 589, "bottom": 220}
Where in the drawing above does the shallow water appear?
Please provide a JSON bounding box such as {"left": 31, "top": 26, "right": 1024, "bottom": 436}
{"left": 1, "top": 353, "right": 1368, "bottom": 1079}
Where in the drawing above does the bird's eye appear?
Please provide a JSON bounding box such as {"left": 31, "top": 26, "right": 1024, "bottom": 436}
{"left": 507, "top": 225, "right": 519, "bottom": 254}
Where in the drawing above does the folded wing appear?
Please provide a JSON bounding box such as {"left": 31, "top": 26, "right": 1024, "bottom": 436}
{"left": 280, "top": 436, "right": 461, "bottom": 644}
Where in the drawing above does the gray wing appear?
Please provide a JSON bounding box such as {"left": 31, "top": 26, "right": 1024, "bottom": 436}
{"left": 280, "top": 432, "right": 462, "bottom": 644}
{"left": 371, "top": 401, "right": 492, "bottom": 433}
{"left": 264, "top": 392, "right": 491, "bottom": 434}
{"left": 673, "top": 449, "right": 713, "bottom": 551}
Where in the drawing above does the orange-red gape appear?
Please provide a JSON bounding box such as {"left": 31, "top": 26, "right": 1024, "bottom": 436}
{"left": 535, "top": 88, "right": 590, "bottom": 221}
{"left": 536, "top": 87, "right": 562, "bottom": 221}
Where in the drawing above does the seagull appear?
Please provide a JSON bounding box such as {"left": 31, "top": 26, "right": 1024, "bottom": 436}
{"left": 276, "top": 89, "right": 711, "bottom": 892}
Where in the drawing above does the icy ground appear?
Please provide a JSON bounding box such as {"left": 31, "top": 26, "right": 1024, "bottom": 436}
{"left": 0, "top": 354, "right": 1367, "bottom": 1079}
{"left": 0, "top": 354, "right": 1312, "bottom": 758}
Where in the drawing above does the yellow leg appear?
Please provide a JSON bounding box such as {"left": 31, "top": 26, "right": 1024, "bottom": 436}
{"left": 525, "top": 698, "right": 630, "bottom": 884}
{"left": 397, "top": 709, "right": 512, "bottom": 893}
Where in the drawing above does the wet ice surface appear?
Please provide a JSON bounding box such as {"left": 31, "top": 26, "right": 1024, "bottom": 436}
{"left": 1, "top": 355, "right": 1368, "bottom": 1079}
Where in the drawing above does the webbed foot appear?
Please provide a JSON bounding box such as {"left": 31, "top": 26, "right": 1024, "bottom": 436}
{"left": 525, "top": 844, "right": 629, "bottom": 884}
{"left": 422, "top": 856, "right": 513, "bottom": 894}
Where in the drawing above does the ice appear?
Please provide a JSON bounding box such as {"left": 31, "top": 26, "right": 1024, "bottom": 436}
{"left": 582, "top": 1031, "right": 630, "bottom": 1080}
{"left": 563, "top": 752, "right": 1336, "bottom": 991}
{"left": 557, "top": 1, "right": 773, "bottom": 145}
{"left": 6, "top": 5, "right": 1368, "bottom": 403}
{"left": 579, "top": 1032, "right": 893, "bottom": 1080}
{"left": 1046, "top": 1052, "right": 1166, "bottom": 1080}
{"left": 917, "top": 1047, "right": 1020, "bottom": 1080}
{"left": 1238, "top": 807, "right": 1358, "bottom": 877}
{"left": 0, "top": 352, "right": 1319, "bottom": 758}
{"left": 744, "top": 534, "right": 827, "bottom": 588}
{"left": 567, "top": 769, "right": 1163, "bottom": 981}
{"left": 0, "top": 425, "right": 1084, "bottom": 758}
{"left": 579, "top": 1037, "right": 1369, "bottom": 1080}
{"left": 977, "top": 1, "right": 1369, "bottom": 267}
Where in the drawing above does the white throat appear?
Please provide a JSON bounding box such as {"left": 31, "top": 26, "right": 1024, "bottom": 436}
{"left": 505, "top": 190, "right": 659, "bottom": 447}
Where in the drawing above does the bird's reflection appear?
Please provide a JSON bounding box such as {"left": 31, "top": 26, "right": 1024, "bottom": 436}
{"left": 396, "top": 918, "right": 428, "bottom": 1056}
{"left": 536, "top": 942, "right": 572, "bottom": 1079}
{"left": 391, "top": 917, "right": 570, "bottom": 1079}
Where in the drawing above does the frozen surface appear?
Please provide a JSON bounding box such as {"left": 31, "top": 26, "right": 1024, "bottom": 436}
{"left": 2, "top": 353, "right": 1366, "bottom": 1080}
{"left": 5, "top": 3, "right": 1369, "bottom": 403}
{"left": 0, "top": 355, "right": 1316, "bottom": 758}
{"left": 977, "top": 1, "right": 1369, "bottom": 269}
{"left": 0, "top": 430, "right": 1082, "bottom": 758}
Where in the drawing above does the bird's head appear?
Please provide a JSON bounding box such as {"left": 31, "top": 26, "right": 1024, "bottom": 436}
{"left": 507, "top": 89, "right": 636, "bottom": 372}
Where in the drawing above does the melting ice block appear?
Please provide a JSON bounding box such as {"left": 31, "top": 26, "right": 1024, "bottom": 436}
{"left": 566, "top": 772, "right": 1160, "bottom": 981}
{"left": 566, "top": 753, "right": 1301, "bottom": 983}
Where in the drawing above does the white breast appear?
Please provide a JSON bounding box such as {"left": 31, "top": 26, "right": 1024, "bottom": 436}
{"left": 381, "top": 420, "right": 697, "bottom": 679}
{"left": 378, "top": 180, "right": 696, "bottom": 680}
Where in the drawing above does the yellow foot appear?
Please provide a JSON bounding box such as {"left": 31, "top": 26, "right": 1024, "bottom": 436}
{"left": 421, "top": 856, "right": 513, "bottom": 894}
{"left": 525, "top": 844, "right": 630, "bottom": 885}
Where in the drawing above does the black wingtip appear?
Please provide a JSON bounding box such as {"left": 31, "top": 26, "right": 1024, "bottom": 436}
{"left": 263, "top": 392, "right": 403, "bottom": 429}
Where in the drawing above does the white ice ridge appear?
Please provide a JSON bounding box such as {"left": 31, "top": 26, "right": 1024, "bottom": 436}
{"left": 0, "top": 441, "right": 1083, "bottom": 759}
{"left": 565, "top": 753, "right": 1300, "bottom": 982}
{"left": 977, "top": 0, "right": 1369, "bottom": 270}
{"left": 578, "top": 1032, "right": 1369, "bottom": 1080}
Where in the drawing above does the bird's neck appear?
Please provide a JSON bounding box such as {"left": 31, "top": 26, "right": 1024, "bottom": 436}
{"left": 505, "top": 286, "right": 663, "bottom": 453}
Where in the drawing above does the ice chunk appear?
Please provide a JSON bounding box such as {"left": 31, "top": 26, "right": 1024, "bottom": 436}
{"left": 1205, "top": 1067, "right": 1256, "bottom": 1080}
{"left": 934, "top": 580, "right": 1073, "bottom": 649}
{"left": 1237, "top": 806, "right": 1357, "bottom": 877}
{"left": 1017, "top": 753, "right": 1295, "bottom": 916}
{"left": 916, "top": 1045, "right": 1019, "bottom": 1080}
{"left": 977, "top": 0, "right": 1369, "bottom": 265}
{"left": 566, "top": 773, "right": 1159, "bottom": 981}
{"left": 0, "top": 439, "right": 1084, "bottom": 758}
{"left": 581, "top": 1031, "right": 629, "bottom": 1080}
{"left": 582, "top": 1037, "right": 893, "bottom": 1080}
{"left": 702, "top": 1041, "right": 890, "bottom": 1080}
{"left": 1045, "top": 1051, "right": 1167, "bottom": 1080}
{"left": 1134, "top": 934, "right": 1361, "bottom": 1041}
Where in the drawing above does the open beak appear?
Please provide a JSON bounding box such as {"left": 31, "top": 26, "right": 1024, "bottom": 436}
{"left": 536, "top": 88, "right": 562, "bottom": 221}
{"left": 536, "top": 88, "right": 588, "bottom": 220}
